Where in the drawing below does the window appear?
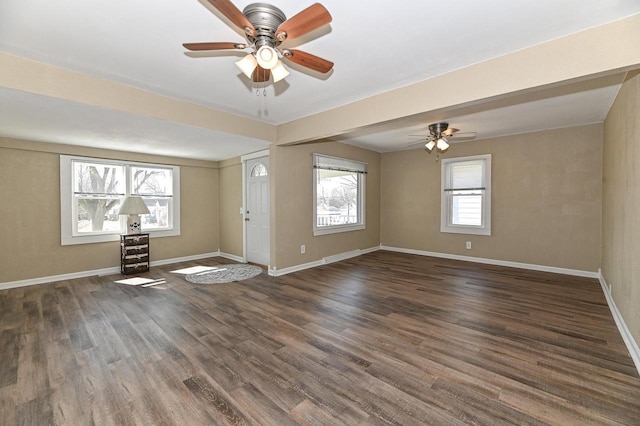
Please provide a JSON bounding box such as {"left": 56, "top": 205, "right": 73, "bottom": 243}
{"left": 250, "top": 163, "right": 268, "bottom": 177}
{"left": 130, "top": 165, "right": 174, "bottom": 232}
{"left": 313, "top": 154, "right": 366, "bottom": 236}
{"left": 61, "top": 155, "right": 180, "bottom": 245}
{"left": 441, "top": 154, "right": 491, "bottom": 235}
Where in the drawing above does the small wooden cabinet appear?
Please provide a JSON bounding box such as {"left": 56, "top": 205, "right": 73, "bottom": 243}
{"left": 120, "top": 233, "right": 150, "bottom": 274}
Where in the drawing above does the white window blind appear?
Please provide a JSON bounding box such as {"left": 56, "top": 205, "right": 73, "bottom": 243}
{"left": 445, "top": 160, "right": 485, "bottom": 191}
{"left": 313, "top": 154, "right": 367, "bottom": 174}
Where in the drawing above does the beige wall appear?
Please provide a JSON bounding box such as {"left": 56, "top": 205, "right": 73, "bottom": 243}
{"left": 218, "top": 157, "right": 243, "bottom": 257}
{"left": 602, "top": 71, "right": 640, "bottom": 345}
{"left": 381, "top": 124, "right": 603, "bottom": 272}
{"left": 272, "top": 142, "right": 380, "bottom": 270}
{"left": 0, "top": 138, "right": 220, "bottom": 283}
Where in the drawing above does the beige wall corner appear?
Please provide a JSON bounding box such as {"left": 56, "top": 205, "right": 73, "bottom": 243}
{"left": 602, "top": 70, "right": 640, "bottom": 346}
{"left": 0, "top": 138, "right": 219, "bottom": 283}
{"left": 276, "top": 14, "right": 640, "bottom": 145}
{"left": 272, "top": 142, "right": 380, "bottom": 270}
{"left": 218, "top": 157, "right": 244, "bottom": 257}
{"left": 381, "top": 124, "right": 603, "bottom": 272}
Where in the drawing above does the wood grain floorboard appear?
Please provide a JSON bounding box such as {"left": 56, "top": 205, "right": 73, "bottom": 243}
{"left": 1, "top": 250, "right": 640, "bottom": 425}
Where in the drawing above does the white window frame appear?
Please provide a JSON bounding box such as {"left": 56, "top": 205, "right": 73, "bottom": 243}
{"left": 313, "top": 154, "right": 366, "bottom": 236}
{"left": 60, "top": 155, "right": 181, "bottom": 245}
{"left": 441, "top": 154, "right": 491, "bottom": 236}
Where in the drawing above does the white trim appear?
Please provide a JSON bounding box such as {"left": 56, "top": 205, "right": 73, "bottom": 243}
{"left": 0, "top": 251, "right": 219, "bottom": 290}
{"left": 147, "top": 251, "right": 220, "bottom": 267}
{"left": 242, "top": 154, "right": 270, "bottom": 266}
{"left": 598, "top": 270, "right": 640, "bottom": 375}
{"left": 312, "top": 153, "right": 367, "bottom": 237}
{"left": 241, "top": 159, "right": 248, "bottom": 262}
{"left": 241, "top": 149, "right": 270, "bottom": 162}
{"left": 380, "top": 245, "right": 599, "bottom": 278}
{"left": 60, "top": 155, "right": 181, "bottom": 245}
{"left": 1, "top": 267, "right": 120, "bottom": 290}
{"left": 441, "top": 154, "right": 491, "bottom": 236}
{"left": 269, "top": 246, "right": 380, "bottom": 277}
{"left": 270, "top": 259, "right": 325, "bottom": 277}
{"left": 267, "top": 244, "right": 597, "bottom": 279}
{"left": 313, "top": 223, "right": 365, "bottom": 236}
{"left": 219, "top": 252, "right": 245, "bottom": 263}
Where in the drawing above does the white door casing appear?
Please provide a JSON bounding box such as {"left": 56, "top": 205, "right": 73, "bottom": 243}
{"left": 244, "top": 156, "right": 270, "bottom": 266}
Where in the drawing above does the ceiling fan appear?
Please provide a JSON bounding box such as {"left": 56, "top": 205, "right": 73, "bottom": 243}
{"left": 411, "top": 122, "right": 477, "bottom": 156}
{"left": 183, "top": 1, "right": 333, "bottom": 84}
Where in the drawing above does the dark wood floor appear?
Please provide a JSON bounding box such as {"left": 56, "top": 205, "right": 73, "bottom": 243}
{"left": 1, "top": 251, "right": 640, "bottom": 425}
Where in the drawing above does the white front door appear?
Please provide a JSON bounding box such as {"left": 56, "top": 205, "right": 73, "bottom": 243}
{"left": 245, "top": 157, "right": 270, "bottom": 266}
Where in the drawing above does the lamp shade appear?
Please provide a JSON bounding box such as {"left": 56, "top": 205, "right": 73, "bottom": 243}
{"left": 425, "top": 140, "right": 436, "bottom": 152}
{"left": 256, "top": 46, "right": 278, "bottom": 69}
{"left": 235, "top": 54, "right": 257, "bottom": 79}
{"left": 271, "top": 60, "right": 289, "bottom": 82}
{"left": 118, "top": 196, "right": 150, "bottom": 215}
{"left": 436, "top": 137, "right": 450, "bottom": 151}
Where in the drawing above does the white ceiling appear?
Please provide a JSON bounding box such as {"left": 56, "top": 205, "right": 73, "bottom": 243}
{"left": 0, "top": 1, "right": 639, "bottom": 160}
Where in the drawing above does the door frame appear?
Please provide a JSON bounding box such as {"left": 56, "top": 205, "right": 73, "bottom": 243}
{"left": 241, "top": 149, "right": 270, "bottom": 267}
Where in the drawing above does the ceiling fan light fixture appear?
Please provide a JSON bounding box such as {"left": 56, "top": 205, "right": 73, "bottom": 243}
{"left": 256, "top": 45, "right": 279, "bottom": 69}
{"left": 436, "top": 137, "right": 449, "bottom": 151}
{"left": 271, "top": 60, "right": 290, "bottom": 82}
{"left": 235, "top": 53, "right": 257, "bottom": 79}
{"left": 425, "top": 140, "right": 436, "bottom": 152}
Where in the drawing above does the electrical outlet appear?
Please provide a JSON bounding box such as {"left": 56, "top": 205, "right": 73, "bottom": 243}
{"left": 466, "top": 241, "right": 472, "bottom": 250}
{"left": 301, "top": 244, "right": 305, "bottom": 254}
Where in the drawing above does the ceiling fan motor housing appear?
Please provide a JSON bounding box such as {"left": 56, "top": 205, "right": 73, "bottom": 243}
{"left": 429, "top": 122, "right": 449, "bottom": 136}
{"left": 243, "top": 3, "right": 286, "bottom": 48}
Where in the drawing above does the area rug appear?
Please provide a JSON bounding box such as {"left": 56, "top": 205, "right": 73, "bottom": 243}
{"left": 185, "top": 264, "right": 262, "bottom": 284}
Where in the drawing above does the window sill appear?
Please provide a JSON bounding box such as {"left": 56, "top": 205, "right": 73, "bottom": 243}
{"left": 61, "top": 228, "right": 180, "bottom": 245}
{"left": 440, "top": 225, "right": 491, "bottom": 236}
{"left": 313, "top": 224, "right": 365, "bottom": 236}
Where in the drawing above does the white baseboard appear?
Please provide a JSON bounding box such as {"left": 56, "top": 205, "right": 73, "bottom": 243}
{"left": 0, "top": 251, "right": 221, "bottom": 291}
{"left": 218, "top": 252, "right": 245, "bottom": 263}
{"left": 380, "top": 246, "right": 599, "bottom": 279}
{"left": 269, "top": 246, "right": 380, "bottom": 277}
{"left": 598, "top": 271, "right": 640, "bottom": 376}
{"left": 269, "top": 259, "right": 324, "bottom": 276}
{"left": 0, "top": 267, "right": 120, "bottom": 291}
{"left": 149, "top": 251, "right": 220, "bottom": 267}
{"left": 269, "top": 245, "right": 598, "bottom": 279}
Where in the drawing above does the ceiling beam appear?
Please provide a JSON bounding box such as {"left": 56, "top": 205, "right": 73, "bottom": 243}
{"left": 0, "top": 52, "right": 276, "bottom": 144}
{"left": 275, "top": 13, "right": 640, "bottom": 146}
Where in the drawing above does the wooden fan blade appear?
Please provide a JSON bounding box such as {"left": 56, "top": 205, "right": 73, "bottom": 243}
{"left": 450, "top": 132, "right": 477, "bottom": 141}
{"left": 252, "top": 65, "right": 271, "bottom": 83}
{"left": 441, "top": 128, "right": 459, "bottom": 136}
{"left": 183, "top": 42, "right": 245, "bottom": 51}
{"left": 276, "top": 3, "right": 332, "bottom": 41}
{"left": 206, "top": 0, "right": 255, "bottom": 35}
{"left": 283, "top": 49, "right": 333, "bottom": 73}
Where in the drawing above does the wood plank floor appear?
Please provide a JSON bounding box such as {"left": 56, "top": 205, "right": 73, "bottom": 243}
{"left": 1, "top": 251, "right": 639, "bottom": 425}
